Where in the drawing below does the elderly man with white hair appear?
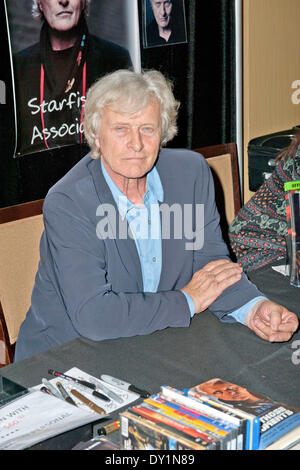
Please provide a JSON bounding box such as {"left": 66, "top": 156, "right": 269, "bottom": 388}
{"left": 14, "top": 0, "right": 132, "bottom": 154}
{"left": 15, "top": 69, "right": 299, "bottom": 361}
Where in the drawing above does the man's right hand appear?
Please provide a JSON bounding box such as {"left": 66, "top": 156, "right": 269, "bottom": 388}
{"left": 181, "top": 259, "right": 243, "bottom": 313}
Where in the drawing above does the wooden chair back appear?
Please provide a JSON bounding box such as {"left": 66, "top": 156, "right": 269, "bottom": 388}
{"left": 0, "top": 200, "right": 44, "bottom": 366}
{"left": 192, "top": 143, "right": 241, "bottom": 253}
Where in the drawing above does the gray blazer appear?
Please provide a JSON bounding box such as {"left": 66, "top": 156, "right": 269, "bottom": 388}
{"left": 15, "top": 149, "right": 261, "bottom": 361}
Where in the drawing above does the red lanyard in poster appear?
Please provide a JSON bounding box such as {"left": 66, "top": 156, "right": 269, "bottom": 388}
{"left": 39, "top": 61, "right": 87, "bottom": 150}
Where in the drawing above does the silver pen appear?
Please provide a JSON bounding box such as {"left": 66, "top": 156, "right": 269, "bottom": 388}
{"left": 89, "top": 376, "right": 124, "bottom": 404}
{"left": 100, "top": 374, "right": 150, "bottom": 398}
{"left": 42, "top": 377, "right": 63, "bottom": 399}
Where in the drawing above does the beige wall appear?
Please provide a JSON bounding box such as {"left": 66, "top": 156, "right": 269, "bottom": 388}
{"left": 243, "top": 0, "right": 300, "bottom": 201}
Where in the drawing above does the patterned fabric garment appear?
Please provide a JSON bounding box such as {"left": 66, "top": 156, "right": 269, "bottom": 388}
{"left": 229, "top": 148, "right": 300, "bottom": 271}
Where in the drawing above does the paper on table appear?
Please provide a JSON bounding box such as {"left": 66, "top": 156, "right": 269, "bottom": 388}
{"left": 272, "top": 265, "right": 289, "bottom": 277}
{"left": 44, "top": 367, "right": 139, "bottom": 415}
{"left": 0, "top": 367, "right": 139, "bottom": 450}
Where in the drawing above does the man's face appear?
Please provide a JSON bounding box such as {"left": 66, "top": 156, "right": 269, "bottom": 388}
{"left": 38, "top": 0, "right": 85, "bottom": 31}
{"left": 95, "top": 99, "right": 162, "bottom": 186}
{"left": 198, "top": 381, "right": 257, "bottom": 402}
{"left": 151, "top": 1, "right": 173, "bottom": 28}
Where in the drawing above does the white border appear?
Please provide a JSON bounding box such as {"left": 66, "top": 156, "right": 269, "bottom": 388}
{"left": 235, "top": 0, "right": 243, "bottom": 200}
{"left": 3, "top": 0, "right": 18, "bottom": 158}
{"left": 126, "top": 0, "right": 141, "bottom": 72}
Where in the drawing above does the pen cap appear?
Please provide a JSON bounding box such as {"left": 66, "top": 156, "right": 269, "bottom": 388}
{"left": 129, "top": 385, "right": 150, "bottom": 398}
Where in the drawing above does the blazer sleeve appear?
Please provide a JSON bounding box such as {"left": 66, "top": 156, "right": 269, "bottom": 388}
{"left": 192, "top": 157, "right": 263, "bottom": 322}
{"left": 43, "top": 192, "right": 191, "bottom": 341}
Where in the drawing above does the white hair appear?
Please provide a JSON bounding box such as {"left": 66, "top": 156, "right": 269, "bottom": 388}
{"left": 83, "top": 69, "right": 180, "bottom": 159}
{"left": 32, "top": 0, "right": 91, "bottom": 19}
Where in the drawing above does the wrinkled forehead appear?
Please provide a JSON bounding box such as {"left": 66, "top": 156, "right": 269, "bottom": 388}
{"left": 150, "top": 0, "right": 173, "bottom": 8}
{"left": 101, "top": 94, "right": 161, "bottom": 117}
{"left": 38, "top": 0, "right": 86, "bottom": 8}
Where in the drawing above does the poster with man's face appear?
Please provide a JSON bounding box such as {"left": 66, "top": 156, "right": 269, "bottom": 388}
{"left": 5, "top": 0, "right": 135, "bottom": 157}
{"left": 142, "top": 0, "right": 187, "bottom": 49}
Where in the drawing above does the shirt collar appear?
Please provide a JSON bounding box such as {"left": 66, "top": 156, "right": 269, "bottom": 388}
{"left": 101, "top": 160, "right": 164, "bottom": 221}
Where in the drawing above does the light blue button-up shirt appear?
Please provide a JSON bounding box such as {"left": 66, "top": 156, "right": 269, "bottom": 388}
{"left": 101, "top": 162, "right": 266, "bottom": 324}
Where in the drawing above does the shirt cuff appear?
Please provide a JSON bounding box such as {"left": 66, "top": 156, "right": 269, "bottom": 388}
{"left": 181, "top": 291, "right": 195, "bottom": 317}
{"left": 228, "top": 296, "right": 268, "bottom": 325}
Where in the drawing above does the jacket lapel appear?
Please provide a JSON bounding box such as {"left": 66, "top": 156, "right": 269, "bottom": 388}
{"left": 87, "top": 158, "right": 143, "bottom": 290}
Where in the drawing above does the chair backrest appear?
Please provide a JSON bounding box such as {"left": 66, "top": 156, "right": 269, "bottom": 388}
{"left": 0, "top": 199, "right": 44, "bottom": 366}
{"left": 192, "top": 143, "right": 241, "bottom": 225}
{"left": 192, "top": 143, "right": 241, "bottom": 257}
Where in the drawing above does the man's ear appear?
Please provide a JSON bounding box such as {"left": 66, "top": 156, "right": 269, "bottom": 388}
{"left": 95, "top": 138, "right": 101, "bottom": 151}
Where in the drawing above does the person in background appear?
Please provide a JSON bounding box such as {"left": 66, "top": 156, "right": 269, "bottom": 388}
{"left": 14, "top": 69, "right": 299, "bottom": 361}
{"left": 229, "top": 130, "right": 300, "bottom": 272}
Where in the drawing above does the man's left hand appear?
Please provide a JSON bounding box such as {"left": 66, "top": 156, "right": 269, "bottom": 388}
{"left": 246, "top": 300, "right": 299, "bottom": 342}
